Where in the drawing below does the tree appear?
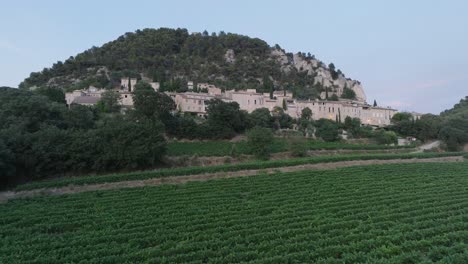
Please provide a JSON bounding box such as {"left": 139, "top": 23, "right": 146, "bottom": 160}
{"left": 315, "top": 119, "right": 339, "bottom": 142}
{"left": 0, "top": 87, "right": 67, "bottom": 133}
{"left": 206, "top": 99, "right": 246, "bottom": 138}
{"left": 414, "top": 114, "right": 442, "bottom": 142}
{"left": 271, "top": 107, "right": 293, "bottom": 129}
{"left": 289, "top": 137, "right": 308, "bottom": 157}
{"left": 329, "top": 94, "right": 339, "bottom": 101}
{"left": 373, "top": 100, "right": 377, "bottom": 107}
{"left": 341, "top": 88, "right": 356, "bottom": 100}
{"left": 262, "top": 76, "right": 274, "bottom": 94}
{"left": 301, "top": 107, "right": 312, "bottom": 121}
{"left": 0, "top": 139, "right": 15, "bottom": 188}
{"left": 390, "top": 112, "right": 415, "bottom": 136}
{"left": 35, "top": 87, "right": 66, "bottom": 104}
{"left": 282, "top": 99, "right": 288, "bottom": 110}
{"left": 133, "top": 81, "right": 175, "bottom": 118}
{"left": 438, "top": 118, "right": 468, "bottom": 151}
{"left": 247, "top": 127, "right": 274, "bottom": 160}
{"left": 90, "top": 117, "right": 167, "bottom": 170}
{"left": 278, "top": 112, "right": 293, "bottom": 129}
{"left": 344, "top": 117, "right": 365, "bottom": 137}
{"left": 97, "top": 90, "right": 121, "bottom": 113}
{"left": 328, "top": 63, "right": 339, "bottom": 80}
{"left": 249, "top": 108, "right": 272, "bottom": 128}
{"left": 65, "top": 105, "right": 96, "bottom": 129}
{"left": 127, "top": 77, "right": 132, "bottom": 92}
{"left": 374, "top": 130, "right": 398, "bottom": 145}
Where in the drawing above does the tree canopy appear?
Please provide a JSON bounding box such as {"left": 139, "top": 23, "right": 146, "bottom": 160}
{"left": 19, "top": 28, "right": 349, "bottom": 101}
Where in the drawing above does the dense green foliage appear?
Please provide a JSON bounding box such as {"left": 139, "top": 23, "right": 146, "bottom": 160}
{"left": 3, "top": 162, "right": 468, "bottom": 263}
{"left": 166, "top": 139, "right": 414, "bottom": 157}
{"left": 205, "top": 99, "right": 248, "bottom": 139}
{"left": 247, "top": 127, "right": 274, "bottom": 160}
{"left": 96, "top": 90, "right": 121, "bottom": 113}
{"left": 315, "top": 119, "right": 340, "bottom": 142}
{"left": 441, "top": 96, "right": 468, "bottom": 119}
{"left": 19, "top": 28, "right": 345, "bottom": 99}
{"left": 341, "top": 87, "right": 357, "bottom": 99}
{"left": 15, "top": 152, "right": 461, "bottom": 191}
{"left": 0, "top": 87, "right": 167, "bottom": 188}
{"left": 374, "top": 130, "right": 398, "bottom": 145}
{"left": 133, "top": 81, "right": 175, "bottom": 119}
{"left": 389, "top": 97, "right": 468, "bottom": 150}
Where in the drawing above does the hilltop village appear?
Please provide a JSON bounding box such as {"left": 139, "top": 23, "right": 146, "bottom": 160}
{"left": 65, "top": 77, "right": 397, "bottom": 127}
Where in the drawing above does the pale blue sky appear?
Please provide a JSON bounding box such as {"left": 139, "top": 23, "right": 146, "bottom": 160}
{"left": 1, "top": 0, "right": 467, "bottom": 113}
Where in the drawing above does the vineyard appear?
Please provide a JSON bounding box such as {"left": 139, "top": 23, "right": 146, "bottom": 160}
{"left": 15, "top": 152, "right": 463, "bottom": 191}
{"left": 166, "top": 139, "right": 414, "bottom": 156}
{"left": 1, "top": 162, "right": 467, "bottom": 263}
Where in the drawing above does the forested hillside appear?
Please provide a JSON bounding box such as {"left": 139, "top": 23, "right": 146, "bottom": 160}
{"left": 19, "top": 28, "right": 364, "bottom": 100}
{"left": 389, "top": 96, "right": 468, "bottom": 150}
{"left": 441, "top": 96, "right": 468, "bottom": 119}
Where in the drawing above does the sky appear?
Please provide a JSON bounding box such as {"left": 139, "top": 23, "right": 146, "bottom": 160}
{"left": 1, "top": 0, "right": 467, "bottom": 114}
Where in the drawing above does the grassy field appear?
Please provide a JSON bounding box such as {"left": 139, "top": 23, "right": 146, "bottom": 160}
{"left": 14, "top": 152, "right": 463, "bottom": 191}
{"left": 1, "top": 162, "right": 467, "bottom": 263}
{"left": 166, "top": 139, "right": 414, "bottom": 156}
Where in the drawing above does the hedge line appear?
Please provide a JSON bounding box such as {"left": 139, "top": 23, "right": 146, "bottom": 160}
{"left": 166, "top": 140, "right": 415, "bottom": 157}
{"left": 14, "top": 152, "right": 465, "bottom": 191}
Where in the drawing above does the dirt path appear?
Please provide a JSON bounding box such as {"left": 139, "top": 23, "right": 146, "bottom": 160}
{"left": 414, "top": 140, "right": 441, "bottom": 153}
{"left": 0, "top": 156, "right": 464, "bottom": 203}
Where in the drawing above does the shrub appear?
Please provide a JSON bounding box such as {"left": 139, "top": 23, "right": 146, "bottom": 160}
{"left": 375, "top": 130, "right": 398, "bottom": 145}
{"left": 315, "top": 119, "right": 339, "bottom": 142}
{"left": 247, "top": 127, "right": 274, "bottom": 160}
{"left": 289, "top": 137, "right": 308, "bottom": 157}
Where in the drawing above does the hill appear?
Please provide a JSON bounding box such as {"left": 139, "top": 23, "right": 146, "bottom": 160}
{"left": 441, "top": 96, "right": 468, "bottom": 119}
{"left": 19, "top": 28, "right": 366, "bottom": 101}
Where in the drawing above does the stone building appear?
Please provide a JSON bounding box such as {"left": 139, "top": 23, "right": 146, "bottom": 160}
{"left": 65, "top": 86, "right": 105, "bottom": 106}
{"left": 174, "top": 92, "right": 228, "bottom": 117}
{"left": 64, "top": 80, "right": 397, "bottom": 127}
{"left": 121, "top": 77, "right": 137, "bottom": 92}
{"left": 198, "top": 83, "right": 222, "bottom": 95}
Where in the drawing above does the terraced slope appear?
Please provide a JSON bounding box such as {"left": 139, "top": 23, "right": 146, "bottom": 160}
{"left": 14, "top": 152, "right": 463, "bottom": 191}
{"left": 1, "top": 162, "right": 467, "bottom": 263}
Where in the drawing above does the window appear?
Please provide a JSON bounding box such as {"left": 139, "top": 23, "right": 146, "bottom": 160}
{"left": 125, "top": 95, "right": 127, "bottom": 98}
{"left": 254, "top": 100, "right": 256, "bottom": 104}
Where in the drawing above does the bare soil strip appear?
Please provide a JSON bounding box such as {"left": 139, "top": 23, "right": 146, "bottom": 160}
{"left": 0, "top": 156, "right": 463, "bottom": 203}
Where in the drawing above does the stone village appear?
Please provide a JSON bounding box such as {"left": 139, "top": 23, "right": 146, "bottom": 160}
{"left": 65, "top": 77, "right": 398, "bottom": 127}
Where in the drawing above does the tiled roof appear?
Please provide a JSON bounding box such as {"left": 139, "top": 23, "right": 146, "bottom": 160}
{"left": 72, "top": 96, "right": 100, "bottom": 104}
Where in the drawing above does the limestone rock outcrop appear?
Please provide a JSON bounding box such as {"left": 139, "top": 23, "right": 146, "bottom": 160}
{"left": 270, "top": 49, "right": 367, "bottom": 103}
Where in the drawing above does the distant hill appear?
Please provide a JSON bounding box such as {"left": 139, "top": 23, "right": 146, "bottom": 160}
{"left": 441, "top": 96, "right": 468, "bottom": 119}
{"left": 19, "top": 28, "right": 366, "bottom": 102}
